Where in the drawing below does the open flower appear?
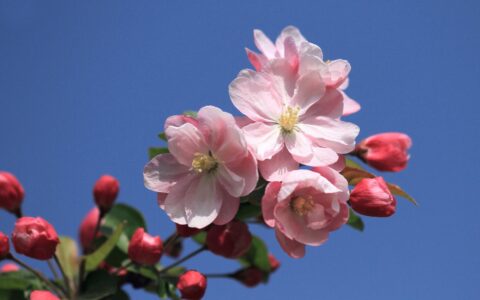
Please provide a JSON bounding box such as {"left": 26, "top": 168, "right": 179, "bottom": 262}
{"left": 229, "top": 68, "right": 359, "bottom": 181}
{"left": 144, "top": 106, "right": 258, "bottom": 229}
{"left": 246, "top": 26, "right": 360, "bottom": 116}
{"left": 262, "top": 169, "right": 349, "bottom": 258}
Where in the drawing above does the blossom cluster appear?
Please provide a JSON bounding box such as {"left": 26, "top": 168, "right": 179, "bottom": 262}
{"left": 0, "top": 26, "right": 414, "bottom": 300}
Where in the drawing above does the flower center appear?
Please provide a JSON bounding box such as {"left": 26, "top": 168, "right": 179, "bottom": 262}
{"left": 192, "top": 152, "right": 217, "bottom": 174}
{"left": 279, "top": 106, "right": 300, "bottom": 134}
{"left": 290, "top": 195, "right": 314, "bottom": 216}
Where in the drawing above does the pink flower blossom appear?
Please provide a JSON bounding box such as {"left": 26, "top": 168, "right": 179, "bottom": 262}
{"left": 229, "top": 67, "right": 359, "bottom": 181}
{"left": 144, "top": 106, "right": 258, "bottom": 229}
{"left": 262, "top": 169, "right": 349, "bottom": 258}
{"left": 246, "top": 26, "right": 360, "bottom": 116}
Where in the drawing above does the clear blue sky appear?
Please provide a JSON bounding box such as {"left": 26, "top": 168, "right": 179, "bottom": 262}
{"left": 1, "top": 1, "right": 479, "bottom": 299}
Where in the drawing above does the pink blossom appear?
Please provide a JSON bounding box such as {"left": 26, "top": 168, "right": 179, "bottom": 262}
{"left": 144, "top": 106, "right": 258, "bottom": 229}
{"left": 246, "top": 26, "right": 360, "bottom": 116}
{"left": 262, "top": 169, "right": 349, "bottom": 258}
{"left": 229, "top": 67, "right": 359, "bottom": 181}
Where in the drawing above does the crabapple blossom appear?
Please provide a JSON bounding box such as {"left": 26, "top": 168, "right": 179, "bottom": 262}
{"left": 349, "top": 177, "right": 397, "bottom": 217}
{"left": 177, "top": 270, "right": 207, "bottom": 299}
{"left": 128, "top": 228, "right": 163, "bottom": 265}
{"left": 12, "top": 217, "right": 60, "bottom": 260}
{"left": 0, "top": 171, "right": 24, "bottom": 216}
{"left": 144, "top": 106, "right": 258, "bottom": 229}
{"left": 79, "top": 207, "right": 100, "bottom": 250}
{"left": 93, "top": 175, "right": 119, "bottom": 212}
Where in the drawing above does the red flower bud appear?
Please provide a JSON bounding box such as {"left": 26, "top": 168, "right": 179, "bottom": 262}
{"left": 177, "top": 270, "right": 207, "bottom": 300}
{"left": 128, "top": 228, "right": 163, "bottom": 265}
{"left": 0, "top": 232, "right": 10, "bottom": 259}
{"left": 30, "top": 290, "right": 60, "bottom": 300}
{"left": 12, "top": 217, "right": 60, "bottom": 260}
{"left": 93, "top": 175, "right": 119, "bottom": 211}
{"left": 1, "top": 263, "right": 19, "bottom": 272}
{"left": 0, "top": 171, "right": 24, "bottom": 215}
{"left": 268, "top": 253, "right": 280, "bottom": 272}
{"left": 206, "top": 220, "right": 252, "bottom": 258}
{"left": 356, "top": 132, "right": 412, "bottom": 172}
{"left": 79, "top": 207, "right": 101, "bottom": 250}
{"left": 176, "top": 224, "right": 201, "bottom": 238}
{"left": 233, "top": 267, "right": 264, "bottom": 287}
{"left": 349, "top": 177, "right": 397, "bottom": 217}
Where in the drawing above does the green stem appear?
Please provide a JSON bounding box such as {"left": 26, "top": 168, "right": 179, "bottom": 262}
{"left": 54, "top": 254, "right": 73, "bottom": 298}
{"left": 159, "top": 246, "right": 207, "bottom": 274}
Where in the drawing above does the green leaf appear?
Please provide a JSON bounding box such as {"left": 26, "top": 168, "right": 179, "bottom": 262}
{"left": 149, "top": 147, "right": 169, "bottom": 159}
{"left": 239, "top": 235, "right": 270, "bottom": 272}
{"left": 347, "top": 209, "right": 364, "bottom": 231}
{"left": 235, "top": 203, "right": 262, "bottom": 220}
{"left": 386, "top": 182, "right": 418, "bottom": 206}
{"left": 103, "top": 289, "right": 130, "bottom": 300}
{"left": 101, "top": 203, "right": 147, "bottom": 252}
{"left": 0, "top": 271, "right": 40, "bottom": 290}
{"left": 158, "top": 132, "right": 167, "bottom": 141}
{"left": 55, "top": 236, "right": 79, "bottom": 282}
{"left": 345, "top": 157, "right": 365, "bottom": 169}
{"left": 79, "top": 270, "right": 118, "bottom": 300}
{"left": 0, "top": 290, "right": 27, "bottom": 300}
{"left": 240, "top": 178, "right": 267, "bottom": 205}
{"left": 192, "top": 231, "right": 206, "bottom": 245}
{"left": 85, "top": 222, "right": 125, "bottom": 272}
{"left": 183, "top": 110, "right": 197, "bottom": 118}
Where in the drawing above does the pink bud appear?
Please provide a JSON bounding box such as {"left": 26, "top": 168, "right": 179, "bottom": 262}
{"left": 233, "top": 267, "right": 264, "bottom": 287}
{"left": 268, "top": 253, "right": 280, "bottom": 272}
{"left": 177, "top": 270, "right": 207, "bottom": 299}
{"left": 79, "top": 207, "right": 101, "bottom": 250}
{"left": 206, "top": 220, "right": 252, "bottom": 258}
{"left": 93, "top": 175, "right": 119, "bottom": 211}
{"left": 350, "top": 177, "right": 397, "bottom": 217}
{"left": 176, "top": 224, "right": 201, "bottom": 238}
{"left": 128, "top": 228, "right": 163, "bottom": 265}
{"left": 1, "top": 263, "right": 19, "bottom": 272}
{"left": 0, "top": 171, "right": 24, "bottom": 215}
{"left": 30, "top": 290, "right": 60, "bottom": 300}
{"left": 0, "top": 232, "right": 10, "bottom": 259}
{"left": 12, "top": 217, "right": 60, "bottom": 260}
{"left": 356, "top": 132, "right": 412, "bottom": 172}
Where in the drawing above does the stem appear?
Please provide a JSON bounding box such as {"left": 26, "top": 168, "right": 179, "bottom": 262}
{"left": 159, "top": 246, "right": 207, "bottom": 274}
{"left": 9, "top": 255, "right": 66, "bottom": 298}
{"left": 14, "top": 208, "right": 22, "bottom": 219}
{"left": 163, "top": 232, "right": 180, "bottom": 252}
{"left": 204, "top": 272, "right": 234, "bottom": 278}
{"left": 54, "top": 254, "right": 72, "bottom": 298}
{"left": 47, "top": 260, "right": 60, "bottom": 282}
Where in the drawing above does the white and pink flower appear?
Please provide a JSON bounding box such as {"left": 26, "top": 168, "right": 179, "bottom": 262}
{"left": 229, "top": 65, "right": 359, "bottom": 181}
{"left": 262, "top": 169, "right": 350, "bottom": 258}
{"left": 246, "top": 26, "right": 360, "bottom": 116}
{"left": 144, "top": 106, "right": 258, "bottom": 229}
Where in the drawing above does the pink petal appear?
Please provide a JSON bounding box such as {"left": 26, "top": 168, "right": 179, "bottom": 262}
{"left": 311, "top": 166, "right": 349, "bottom": 201}
{"left": 164, "top": 114, "right": 199, "bottom": 129}
{"left": 301, "top": 88, "right": 344, "bottom": 120}
{"left": 213, "top": 188, "right": 240, "bottom": 226}
{"left": 299, "top": 42, "right": 324, "bottom": 60}
{"left": 143, "top": 154, "right": 190, "bottom": 193}
{"left": 278, "top": 170, "right": 341, "bottom": 202}
{"left": 275, "top": 26, "right": 306, "bottom": 54}
{"left": 327, "top": 155, "right": 346, "bottom": 172}
{"left": 342, "top": 91, "right": 361, "bottom": 116}
{"left": 216, "top": 164, "right": 245, "bottom": 198}
{"left": 157, "top": 193, "right": 167, "bottom": 209}
{"left": 259, "top": 147, "right": 299, "bottom": 182}
{"left": 234, "top": 116, "right": 254, "bottom": 128}
{"left": 320, "top": 60, "right": 351, "bottom": 88}
{"left": 183, "top": 175, "right": 224, "bottom": 228}
{"left": 299, "top": 116, "right": 359, "bottom": 154}
{"left": 291, "top": 72, "right": 325, "bottom": 113}
{"left": 275, "top": 228, "right": 305, "bottom": 258}
{"left": 283, "top": 37, "right": 299, "bottom": 71}
{"left": 262, "top": 182, "right": 282, "bottom": 227}
{"left": 165, "top": 122, "right": 208, "bottom": 166}
{"left": 245, "top": 48, "right": 267, "bottom": 71}
{"left": 243, "top": 122, "right": 284, "bottom": 160}
{"left": 197, "top": 106, "right": 247, "bottom": 164}
{"left": 164, "top": 175, "right": 199, "bottom": 225}
{"left": 223, "top": 150, "right": 258, "bottom": 196}
{"left": 284, "top": 131, "right": 338, "bottom": 166}
{"left": 253, "top": 29, "right": 277, "bottom": 59}
{"left": 229, "top": 71, "right": 283, "bottom": 122}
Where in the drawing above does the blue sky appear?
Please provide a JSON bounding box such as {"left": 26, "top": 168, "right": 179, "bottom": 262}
{"left": 0, "top": 1, "right": 479, "bottom": 299}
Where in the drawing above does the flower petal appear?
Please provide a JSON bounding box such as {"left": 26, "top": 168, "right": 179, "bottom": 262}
{"left": 164, "top": 175, "right": 199, "bottom": 225}
{"left": 275, "top": 26, "right": 306, "bottom": 55}
{"left": 285, "top": 131, "right": 338, "bottom": 166}
{"left": 291, "top": 72, "right": 325, "bottom": 113}
{"left": 245, "top": 48, "right": 267, "bottom": 71}
{"left": 216, "top": 164, "right": 245, "bottom": 198}
{"left": 262, "top": 182, "right": 282, "bottom": 227}
{"left": 243, "top": 122, "right": 284, "bottom": 160}
{"left": 259, "top": 147, "right": 299, "bottom": 182}
{"left": 301, "top": 88, "right": 344, "bottom": 120}
{"left": 213, "top": 188, "right": 240, "bottom": 226}
{"left": 143, "top": 154, "right": 190, "bottom": 193}
{"left": 253, "top": 29, "right": 277, "bottom": 59}
{"left": 165, "top": 122, "right": 208, "bottom": 166}
{"left": 275, "top": 227, "right": 305, "bottom": 258}
{"left": 223, "top": 150, "right": 258, "bottom": 195}
{"left": 341, "top": 91, "right": 361, "bottom": 116}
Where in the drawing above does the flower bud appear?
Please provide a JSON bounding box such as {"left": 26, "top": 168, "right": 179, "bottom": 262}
{"left": 0, "top": 232, "right": 10, "bottom": 259}
{"left": 1, "top": 263, "right": 19, "bottom": 272}
{"left": 30, "top": 291, "right": 60, "bottom": 300}
{"left": 349, "top": 177, "right": 397, "bottom": 217}
{"left": 177, "top": 270, "right": 207, "bottom": 300}
{"left": 206, "top": 220, "right": 252, "bottom": 258}
{"left": 233, "top": 267, "right": 264, "bottom": 287}
{"left": 12, "top": 217, "right": 60, "bottom": 260}
{"left": 176, "top": 224, "right": 201, "bottom": 238}
{"left": 128, "top": 228, "right": 163, "bottom": 265}
{"left": 0, "top": 171, "right": 24, "bottom": 215}
{"left": 356, "top": 133, "right": 412, "bottom": 172}
{"left": 93, "top": 175, "right": 119, "bottom": 212}
{"left": 268, "top": 253, "right": 280, "bottom": 272}
{"left": 79, "top": 207, "right": 101, "bottom": 250}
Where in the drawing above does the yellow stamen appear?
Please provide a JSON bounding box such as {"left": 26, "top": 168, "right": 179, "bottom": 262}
{"left": 192, "top": 153, "right": 217, "bottom": 174}
{"left": 291, "top": 195, "right": 314, "bottom": 216}
{"left": 279, "top": 106, "right": 300, "bottom": 134}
